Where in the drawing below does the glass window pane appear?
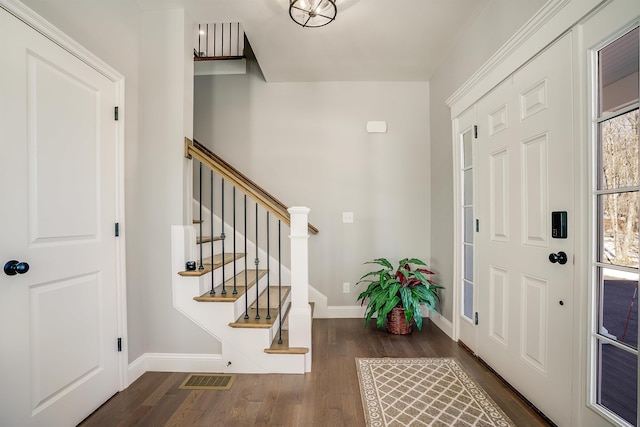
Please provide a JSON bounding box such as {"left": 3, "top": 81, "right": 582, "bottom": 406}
{"left": 463, "top": 130, "right": 473, "bottom": 168}
{"left": 463, "top": 280, "right": 473, "bottom": 320}
{"left": 599, "top": 110, "right": 639, "bottom": 190}
{"left": 464, "top": 169, "right": 473, "bottom": 205}
{"left": 599, "top": 27, "right": 639, "bottom": 116}
{"left": 599, "top": 268, "right": 638, "bottom": 350}
{"left": 599, "top": 192, "right": 639, "bottom": 268}
{"left": 464, "top": 207, "right": 474, "bottom": 243}
{"left": 597, "top": 339, "right": 638, "bottom": 426}
{"left": 464, "top": 244, "right": 473, "bottom": 281}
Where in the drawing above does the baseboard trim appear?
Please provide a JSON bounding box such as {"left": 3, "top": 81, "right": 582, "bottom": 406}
{"left": 326, "top": 305, "right": 367, "bottom": 318}
{"left": 428, "top": 311, "right": 454, "bottom": 339}
{"left": 127, "top": 353, "right": 223, "bottom": 386}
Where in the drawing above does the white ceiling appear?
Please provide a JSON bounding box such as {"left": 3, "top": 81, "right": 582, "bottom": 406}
{"left": 139, "top": 0, "right": 490, "bottom": 82}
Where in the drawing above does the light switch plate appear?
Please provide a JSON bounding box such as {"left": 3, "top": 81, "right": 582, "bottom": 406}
{"left": 342, "top": 212, "right": 354, "bottom": 223}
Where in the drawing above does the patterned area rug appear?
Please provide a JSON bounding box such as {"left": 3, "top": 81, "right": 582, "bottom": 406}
{"left": 356, "top": 358, "right": 515, "bottom": 427}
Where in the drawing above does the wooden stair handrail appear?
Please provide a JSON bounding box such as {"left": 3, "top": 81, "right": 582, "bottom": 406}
{"left": 185, "top": 137, "right": 319, "bottom": 235}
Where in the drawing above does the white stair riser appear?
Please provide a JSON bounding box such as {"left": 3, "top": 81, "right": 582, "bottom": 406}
{"left": 172, "top": 226, "right": 306, "bottom": 373}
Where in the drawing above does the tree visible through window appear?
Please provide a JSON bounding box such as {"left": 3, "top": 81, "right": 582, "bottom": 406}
{"left": 594, "top": 26, "right": 639, "bottom": 427}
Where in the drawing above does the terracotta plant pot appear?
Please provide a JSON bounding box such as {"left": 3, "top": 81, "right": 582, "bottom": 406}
{"left": 386, "top": 307, "right": 413, "bottom": 335}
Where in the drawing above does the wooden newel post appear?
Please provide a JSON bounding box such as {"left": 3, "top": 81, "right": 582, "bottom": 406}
{"left": 288, "top": 207, "right": 312, "bottom": 371}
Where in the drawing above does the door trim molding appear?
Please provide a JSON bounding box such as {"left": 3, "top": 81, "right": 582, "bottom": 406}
{"left": 0, "top": 0, "right": 129, "bottom": 390}
{"left": 446, "top": 0, "right": 605, "bottom": 119}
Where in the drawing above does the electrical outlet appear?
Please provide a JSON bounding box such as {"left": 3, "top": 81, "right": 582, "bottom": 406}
{"left": 343, "top": 282, "right": 350, "bottom": 293}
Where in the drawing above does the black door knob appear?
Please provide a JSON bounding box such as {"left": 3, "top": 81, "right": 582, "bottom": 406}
{"left": 548, "top": 251, "right": 568, "bottom": 265}
{"left": 4, "top": 260, "right": 30, "bottom": 276}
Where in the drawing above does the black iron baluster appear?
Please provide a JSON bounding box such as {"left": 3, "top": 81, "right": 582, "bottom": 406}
{"left": 232, "top": 187, "right": 237, "bottom": 294}
{"left": 209, "top": 170, "right": 215, "bottom": 295}
{"left": 278, "top": 220, "right": 283, "bottom": 344}
{"left": 198, "top": 162, "right": 204, "bottom": 270}
{"left": 243, "top": 195, "right": 249, "bottom": 319}
{"left": 266, "top": 212, "right": 271, "bottom": 320}
{"left": 220, "top": 179, "right": 226, "bottom": 295}
{"left": 255, "top": 203, "right": 260, "bottom": 320}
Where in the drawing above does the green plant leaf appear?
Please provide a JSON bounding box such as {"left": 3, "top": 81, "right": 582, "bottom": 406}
{"left": 413, "top": 301, "right": 423, "bottom": 330}
{"left": 399, "top": 287, "right": 411, "bottom": 311}
{"left": 368, "top": 258, "right": 393, "bottom": 269}
{"left": 388, "top": 282, "right": 400, "bottom": 300}
{"left": 406, "top": 258, "right": 427, "bottom": 266}
{"left": 404, "top": 306, "right": 414, "bottom": 324}
{"left": 383, "top": 296, "right": 400, "bottom": 316}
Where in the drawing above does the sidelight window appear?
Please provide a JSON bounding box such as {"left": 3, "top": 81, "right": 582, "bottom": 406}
{"left": 593, "top": 26, "right": 639, "bottom": 427}
{"left": 461, "top": 128, "right": 474, "bottom": 322}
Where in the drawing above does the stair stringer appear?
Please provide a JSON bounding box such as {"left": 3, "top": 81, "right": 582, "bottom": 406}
{"left": 171, "top": 225, "right": 306, "bottom": 373}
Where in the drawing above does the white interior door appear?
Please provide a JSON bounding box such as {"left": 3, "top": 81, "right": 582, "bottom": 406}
{"left": 475, "top": 33, "right": 574, "bottom": 426}
{"left": 0, "top": 8, "right": 120, "bottom": 426}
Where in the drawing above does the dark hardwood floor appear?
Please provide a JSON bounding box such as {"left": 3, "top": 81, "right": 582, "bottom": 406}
{"left": 80, "top": 318, "right": 550, "bottom": 426}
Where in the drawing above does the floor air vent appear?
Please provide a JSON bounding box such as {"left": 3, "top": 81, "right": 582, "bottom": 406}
{"left": 179, "top": 373, "right": 236, "bottom": 390}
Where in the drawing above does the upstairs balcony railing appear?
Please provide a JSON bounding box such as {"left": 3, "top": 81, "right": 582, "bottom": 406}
{"left": 194, "top": 22, "right": 244, "bottom": 60}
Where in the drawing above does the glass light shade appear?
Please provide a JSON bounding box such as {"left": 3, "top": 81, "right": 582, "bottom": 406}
{"left": 289, "top": 0, "right": 337, "bottom": 28}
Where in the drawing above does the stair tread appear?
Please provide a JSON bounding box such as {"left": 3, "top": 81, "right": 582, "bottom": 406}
{"left": 178, "top": 253, "right": 243, "bottom": 276}
{"left": 177, "top": 266, "right": 212, "bottom": 277}
{"left": 265, "top": 330, "right": 309, "bottom": 354}
{"left": 229, "top": 286, "right": 291, "bottom": 328}
{"left": 197, "top": 235, "right": 222, "bottom": 244}
{"left": 203, "top": 253, "right": 245, "bottom": 269}
{"left": 193, "top": 270, "right": 267, "bottom": 302}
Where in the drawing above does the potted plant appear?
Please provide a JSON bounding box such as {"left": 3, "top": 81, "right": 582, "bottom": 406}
{"left": 356, "top": 257, "right": 441, "bottom": 334}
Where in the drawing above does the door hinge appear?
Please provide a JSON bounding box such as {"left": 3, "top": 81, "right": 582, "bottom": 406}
{"left": 114, "top": 106, "right": 119, "bottom": 121}
{"left": 473, "top": 125, "right": 478, "bottom": 139}
{"left": 475, "top": 219, "right": 479, "bottom": 232}
{"left": 117, "top": 337, "right": 122, "bottom": 352}
{"left": 115, "top": 222, "right": 120, "bottom": 237}
{"left": 474, "top": 312, "right": 479, "bottom": 325}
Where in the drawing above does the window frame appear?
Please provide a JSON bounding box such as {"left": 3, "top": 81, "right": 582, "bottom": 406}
{"left": 588, "top": 23, "right": 640, "bottom": 427}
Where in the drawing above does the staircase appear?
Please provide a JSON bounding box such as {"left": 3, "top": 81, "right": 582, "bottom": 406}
{"left": 170, "top": 138, "right": 317, "bottom": 373}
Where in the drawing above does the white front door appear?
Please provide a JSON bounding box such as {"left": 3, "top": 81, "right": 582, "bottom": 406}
{"left": 475, "top": 33, "right": 574, "bottom": 426}
{"left": 0, "top": 8, "right": 120, "bottom": 426}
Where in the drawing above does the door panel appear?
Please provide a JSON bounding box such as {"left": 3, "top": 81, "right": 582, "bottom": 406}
{"left": 0, "top": 8, "right": 119, "bottom": 426}
{"left": 490, "top": 149, "right": 509, "bottom": 241}
{"left": 489, "top": 265, "right": 509, "bottom": 346}
{"left": 521, "top": 273, "right": 548, "bottom": 373}
{"left": 476, "top": 33, "right": 574, "bottom": 426}
{"left": 28, "top": 52, "right": 100, "bottom": 242}
{"left": 522, "top": 134, "right": 548, "bottom": 246}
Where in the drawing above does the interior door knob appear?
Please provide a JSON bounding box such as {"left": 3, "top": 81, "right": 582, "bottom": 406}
{"left": 4, "top": 260, "right": 30, "bottom": 276}
{"left": 548, "top": 251, "right": 568, "bottom": 265}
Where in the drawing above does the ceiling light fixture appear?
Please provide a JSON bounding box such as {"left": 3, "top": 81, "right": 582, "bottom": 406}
{"left": 289, "top": 0, "right": 337, "bottom": 28}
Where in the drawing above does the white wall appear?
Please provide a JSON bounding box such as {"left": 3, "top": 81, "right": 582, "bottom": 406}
{"left": 428, "top": 0, "right": 546, "bottom": 320}
{"left": 194, "top": 54, "right": 431, "bottom": 307}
